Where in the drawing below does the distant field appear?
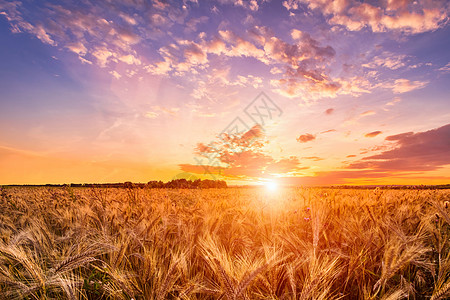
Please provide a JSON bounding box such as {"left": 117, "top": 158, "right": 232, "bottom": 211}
{"left": 0, "top": 187, "right": 449, "bottom": 299}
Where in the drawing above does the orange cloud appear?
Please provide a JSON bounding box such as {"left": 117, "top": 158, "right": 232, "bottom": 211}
{"left": 278, "top": 124, "right": 450, "bottom": 185}
{"left": 296, "top": 133, "right": 316, "bottom": 143}
{"left": 365, "top": 131, "right": 382, "bottom": 138}
{"left": 180, "top": 125, "right": 305, "bottom": 179}
{"left": 321, "top": 129, "right": 336, "bottom": 134}
{"left": 302, "top": 156, "right": 323, "bottom": 161}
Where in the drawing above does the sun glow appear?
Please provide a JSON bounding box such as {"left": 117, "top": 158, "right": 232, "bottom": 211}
{"left": 265, "top": 181, "right": 278, "bottom": 192}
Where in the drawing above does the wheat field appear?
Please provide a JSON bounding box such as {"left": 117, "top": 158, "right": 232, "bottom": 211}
{"left": 0, "top": 186, "right": 449, "bottom": 299}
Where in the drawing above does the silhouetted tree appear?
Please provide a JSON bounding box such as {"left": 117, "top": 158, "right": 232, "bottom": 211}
{"left": 123, "top": 181, "right": 133, "bottom": 189}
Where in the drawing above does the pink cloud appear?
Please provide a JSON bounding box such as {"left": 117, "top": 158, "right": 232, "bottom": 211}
{"left": 285, "top": 0, "right": 449, "bottom": 34}
{"left": 349, "top": 124, "right": 450, "bottom": 172}
{"left": 217, "top": 0, "right": 264, "bottom": 11}
{"left": 205, "top": 37, "right": 228, "bottom": 55}
{"left": 388, "top": 79, "right": 428, "bottom": 94}
{"left": 360, "top": 110, "right": 376, "bottom": 117}
{"left": 363, "top": 52, "right": 408, "bottom": 70}
{"left": 183, "top": 42, "right": 208, "bottom": 64}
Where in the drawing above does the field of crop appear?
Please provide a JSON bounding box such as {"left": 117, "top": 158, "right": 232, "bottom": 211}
{"left": 0, "top": 187, "right": 449, "bottom": 299}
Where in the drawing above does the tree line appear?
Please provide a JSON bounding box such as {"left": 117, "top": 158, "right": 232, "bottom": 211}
{"left": 3, "top": 179, "right": 228, "bottom": 189}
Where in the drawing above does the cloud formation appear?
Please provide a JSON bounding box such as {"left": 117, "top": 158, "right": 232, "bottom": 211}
{"left": 180, "top": 125, "right": 304, "bottom": 178}
{"left": 0, "top": 0, "right": 147, "bottom": 68}
{"left": 139, "top": 23, "right": 344, "bottom": 99}
{"left": 387, "top": 79, "right": 428, "bottom": 94}
{"left": 1, "top": 0, "right": 441, "bottom": 103}
{"left": 281, "top": 124, "right": 450, "bottom": 185}
{"left": 217, "top": 0, "right": 264, "bottom": 11}
{"left": 267, "top": 29, "right": 341, "bottom": 99}
{"left": 363, "top": 52, "right": 408, "bottom": 70}
{"left": 349, "top": 124, "right": 450, "bottom": 172}
{"left": 284, "top": 0, "right": 449, "bottom": 34}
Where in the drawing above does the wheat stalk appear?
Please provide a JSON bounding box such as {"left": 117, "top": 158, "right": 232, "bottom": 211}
{"left": 156, "top": 261, "right": 179, "bottom": 300}
{"left": 51, "top": 250, "right": 97, "bottom": 274}
{"left": 234, "top": 263, "right": 268, "bottom": 299}
{"left": 215, "top": 258, "right": 236, "bottom": 299}
{"left": 431, "top": 281, "right": 450, "bottom": 300}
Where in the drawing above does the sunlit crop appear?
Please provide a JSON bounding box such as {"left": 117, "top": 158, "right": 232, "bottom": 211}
{"left": 0, "top": 186, "right": 449, "bottom": 299}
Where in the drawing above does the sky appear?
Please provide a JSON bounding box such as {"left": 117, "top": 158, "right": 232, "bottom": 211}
{"left": 0, "top": 0, "right": 449, "bottom": 185}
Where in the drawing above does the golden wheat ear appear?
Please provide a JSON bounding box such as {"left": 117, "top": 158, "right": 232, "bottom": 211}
{"left": 379, "top": 289, "right": 407, "bottom": 300}
{"left": 156, "top": 261, "right": 179, "bottom": 300}
{"left": 431, "top": 281, "right": 450, "bottom": 300}
{"left": 213, "top": 258, "right": 237, "bottom": 299}
{"left": 51, "top": 251, "right": 98, "bottom": 275}
{"left": 234, "top": 263, "right": 268, "bottom": 299}
{"left": 432, "top": 200, "right": 450, "bottom": 225}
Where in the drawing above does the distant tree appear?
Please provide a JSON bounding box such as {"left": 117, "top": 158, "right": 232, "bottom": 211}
{"left": 145, "top": 178, "right": 227, "bottom": 189}
{"left": 218, "top": 180, "right": 227, "bottom": 188}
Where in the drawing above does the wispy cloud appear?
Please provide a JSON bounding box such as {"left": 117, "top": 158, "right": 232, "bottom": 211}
{"left": 360, "top": 110, "right": 376, "bottom": 117}
{"left": 363, "top": 52, "right": 408, "bottom": 70}
{"left": 438, "top": 62, "right": 450, "bottom": 73}
{"left": 386, "top": 79, "right": 428, "bottom": 94}
{"left": 145, "top": 106, "right": 180, "bottom": 119}
{"left": 302, "top": 156, "right": 323, "bottom": 161}
{"left": 386, "top": 97, "right": 401, "bottom": 106}
{"left": 364, "top": 131, "right": 382, "bottom": 138}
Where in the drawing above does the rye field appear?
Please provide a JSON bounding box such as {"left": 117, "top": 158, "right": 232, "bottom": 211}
{"left": 0, "top": 187, "right": 449, "bottom": 299}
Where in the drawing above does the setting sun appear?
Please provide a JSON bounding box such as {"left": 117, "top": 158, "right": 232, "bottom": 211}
{"left": 265, "top": 181, "right": 279, "bottom": 192}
